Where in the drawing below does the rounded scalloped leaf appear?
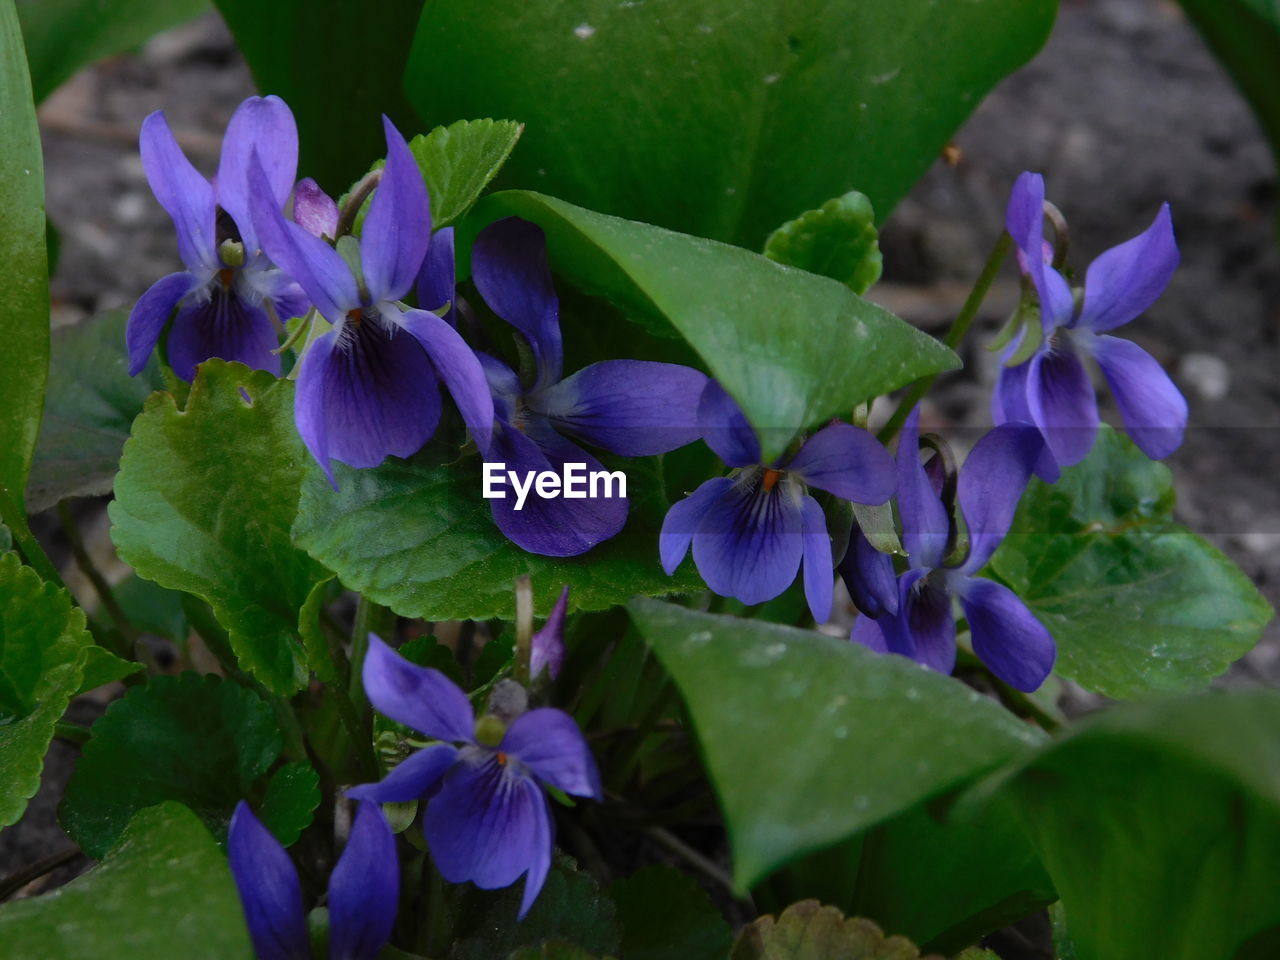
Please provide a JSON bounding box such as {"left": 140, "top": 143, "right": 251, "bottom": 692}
{"left": 60, "top": 672, "right": 282, "bottom": 857}
{"left": 0, "top": 551, "right": 91, "bottom": 826}
{"left": 731, "top": 901, "right": 942, "bottom": 960}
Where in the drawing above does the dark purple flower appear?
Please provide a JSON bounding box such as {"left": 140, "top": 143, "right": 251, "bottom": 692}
{"left": 849, "top": 409, "right": 1055, "bottom": 691}
{"left": 470, "top": 217, "right": 709, "bottom": 557}
{"left": 128, "top": 96, "right": 310, "bottom": 382}
{"left": 250, "top": 117, "right": 493, "bottom": 483}
{"left": 995, "top": 172, "right": 1187, "bottom": 478}
{"left": 228, "top": 799, "right": 397, "bottom": 960}
{"left": 348, "top": 635, "right": 600, "bottom": 919}
{"left": 661, "top": 381, "right": 894, "bottom": 622}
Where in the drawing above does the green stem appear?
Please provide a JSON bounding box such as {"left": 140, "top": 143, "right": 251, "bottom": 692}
{"left": 0, "top": 484, "right": 61, "bottom": 586}
{"left": 57, "top": 502, "right": 139, "bottom": 650}
{"left": 877, "top": 231, "right": 1012, "bottom": 444}
{"left": 53, "top": 720, "right": 91, "bottom": 746}
{"left": 350, "top": 596, "right": 393, "bottom": 708}
{"left": 514, "top": 575, "right": 533, "bottom": 686}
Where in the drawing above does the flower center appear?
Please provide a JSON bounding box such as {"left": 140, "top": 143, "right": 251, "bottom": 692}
{"left": 761, "top": 468, "right": 782, "bottom": 492}
{"left": 496, "top": 752, "right": 508, "bottom": 766}
{"left": 218, "top": 268, "right": 235, "bottom": 289}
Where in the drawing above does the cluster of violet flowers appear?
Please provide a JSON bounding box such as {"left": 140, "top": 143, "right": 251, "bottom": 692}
{"left": 659, "top": 171, "right": 1187, "bottom": 693}
{"left": 130, "top": 95, "right": 1187, "bottom": 948}
{"left": 128, "top": 95, "right": 709, "bottom": 559}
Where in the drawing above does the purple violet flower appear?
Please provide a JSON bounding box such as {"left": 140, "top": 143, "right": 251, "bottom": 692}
{"left": 849, "top": 409, "right": 1055, "bottom": 691}
{"left": 348, "top": 635, "right": 600, "bottom": 919}
{"left": 995, "top": 172, "right": 1187, "bottom": 478}
{"left": 127, "top": 96, "right": 310, "bottom": 382}
{"left": 249, "top": 116, "right": 494, "bottom": 483}
{"left": 661, "top": 381, "right": 895, "bottom": 622}
{"left": 228, "top": 799, "right": 397, "bottom": 960}
{"left": 470, "top": 217, "right": 709, "bottom": 557}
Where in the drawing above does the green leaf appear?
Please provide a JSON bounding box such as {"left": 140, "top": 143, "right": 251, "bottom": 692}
{"left": 407, "top": 1, "right": 1055, "bottom": 247}
{"left": 112, "top": 573, "right": 189, "bottom": 644}
{"left": 299, "top": 575, "right": 341, "bottom": 685}
{"left": 846, "top": 796, "right": 1054, "bottom": 954}
{"left": 345, "top": 118, "right": 524, "bottom": 236}
{"left": 730, "top": 900, "right": 939, "bottom": 960}
{"left": 1176, "top": 1, "right": 1280, "bottom": 187}
{"left": 608, "top": 866, "right": 732, "bottom": 960}
{"left": 0, "top": 802, "right": 252, "bottom": 957}
{"left": 60, "top": 672, "right": 282, "bottom": 857}
{"left": 258, "top": 759, "right": 321, "bottom": 846}
{"left": 984, "top": 691, "right": 1280, "bottom": 960}
{"left": 450, "top": 854, "right": 621, "bottom": 960}
{"left": 0, "top": 551, "right": 90, "bottom": 826}
{"left": 213, "top": 0, "right": 425, "bottom": 192}
{"left": 468, "top": 191, "right": 958, "bottom": 461}
{"left": 764, "top": 192, "right": 882, "bottom": 294}
{"left": 0, "top": 0, "right": 50, "bottom": 516}
{"left": 294, "top": 454, "right": 701, "bottom": 623}
{"left": 627, "top": 600, "right": 1044, "bottom": 890}
{"left": 989, "top": 426, "right": 1273, "bottom": 698}
{"left": 109, "top": 361, "right": 328, "bottom": 694}
{"left": 75, "top": 644, "right": 143, "bottom": 694}
{"left": 27, "top": 310, "right": 165, "bottom": 513}
{"left": 508, "top": 945, "right": 610, "bottom": 960}
{"left": 400, "top": 632, "right": 465, "bottom": 687}
{"left": 16, "top": 0, "right": 209, "bottom": 103}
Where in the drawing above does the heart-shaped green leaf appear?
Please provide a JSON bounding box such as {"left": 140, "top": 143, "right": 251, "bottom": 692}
{"left": 0, "top": 802, "right": 252, "bottom": 957}
{"left": 406, "top": 0, "right": 1055, "bottom": 246}
{"left": 110, "top": 361, "right": 328, "bottom": 694}
{"left": 989, "top": 426, "right": 1273, "bottom": 698}
{"left": 764, "top": 192, "right": 882, "bottom": 295}
{"left": 0, "top": 551, "right": 91, "bottom": 826}
{"left": 627, "top": 599, "right": 1044, "bottom": 889}
{"left": 467, "top": 191, "right": 958, "bottom": 461}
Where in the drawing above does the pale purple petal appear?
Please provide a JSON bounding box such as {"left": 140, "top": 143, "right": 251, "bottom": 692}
{"left": 697, "top": 379, "right": 760, "bottom": 467}
{"left": 690, "top": 474, "right": 805, "bottom": 606}
{"left": 1027, "top": 345, "right": 1099, "bottom": 469}
{"left": 1005, "top": 172, "right": 1044, "bottom": 251}
{"left": 899, "top": 570, "right": 957, "bottom": 675}
{"left": 250, "top": 153, "right": 359, "bottom": 322}
{"left": 850, "top": 613, "right": 891, "bottom": 654}
{"left": 896, "top": 409, "right": 949, "bottom": 570}
{"left": 296, "top": 316, "right": 442, "bottom": 478}
{"left": 228, "top": 802, "right": 309, "bottom": 960}
{"left": 530, "top": 586, "right": 569, "bottom": 681}
{"left": 140, "top": 110, "right": 217, "bottom": 274}
{"left": 786, "top": 422, "right": 894, "bottom": 504}
{"left": 417, "top": 227, "right": 456, "bottom": 323}
{"left": 517, "top": 783, "right": 554, "bottom": 920}
{"left": 363, "top": 634, "right": 475, "bottom": 742}
{"left": 362, "top": 116, "right": 430, "bottom": 303}
{"left": 347, "top": 743, "right": 459, "bottom": 804}
{"left": 167, "top": 285, "right": 281, "bottom": 383}
{"left": 291, "top": 177, "right": 338, "bottom": 239}
{"left": 957, "top": 423, "right": 1045, "bottom": 575}
{"left": 501, "top": 707, "right": 601, "bottom": 798}
{"left": 472, "top": 217, "right": 562, "bottom": 387}
{"left": 486, "top": 419, "right": 628, "bottom": 557}
{"left": 1093, "top": 335, "right": 1187, "bottom": 460}
{"left": 1079, "top": 204, "right": 1179, "bottom": 333}
{"left": 396, "top": 307, "right": 494, "bottom": 454}
{"left": 215, "top": 95, "right": 297, "bottom": 254}
{"left": 531, "top": 360, "right": 708, "bottom": 456}
{"left": 478, "top": 352, "right": 521, "bottom": 423}
{"left": 660, "top": 477, "right": 733, "bottom": 574}
{"left": 425, "top": 754, "right": 546, "bottom": 891}
{"left": 1003, "top": 172, "right": 1073, "bottom": 329}
{"left": 127, "top": 271, "right": 197, "bottom": 375}
{"left": 957, "top": 576, "right": 1056, "bottom": 692}
{"left": 328, "top": 801, "right": 398, "bottom": 960}
{"left": 800, "top": 494, "right": 834, "bottom": 623}
{"left": 839, "top": 524, "right": 899, "bottom": 618}
{"left": 993, "top": 356, "right": 1059, "bottom": 483}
